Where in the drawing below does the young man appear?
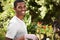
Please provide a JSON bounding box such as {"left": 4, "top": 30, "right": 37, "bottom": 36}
{"left": 5, "top": 0, "right": 27, "bottom": 40}
{"left": 5, "top": 0, "right": 38, "bottom": 40}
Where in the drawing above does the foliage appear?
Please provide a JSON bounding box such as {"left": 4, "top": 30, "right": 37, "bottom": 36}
{"left": 0, "top": 0, "right": 15, "bottom": 40}
{"left": 25, "top": 0, "right": 60, "bottom": 24}
{"left": 25, "top": 0, "right": 60, "bottom": 40}
{"left": 36, "top": 22, "right": 54, "bottom": 40}
{"left": 0, "top": 0, "right": 60, "bottom": 40}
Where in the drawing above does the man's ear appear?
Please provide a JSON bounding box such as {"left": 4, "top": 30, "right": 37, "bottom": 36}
{"left": 14, "top": 8, "right": 16, "bottom": 10}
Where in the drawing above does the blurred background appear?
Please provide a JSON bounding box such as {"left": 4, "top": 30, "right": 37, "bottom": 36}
{"left": 0, "top": 0, "right": 60, "bottom": 40}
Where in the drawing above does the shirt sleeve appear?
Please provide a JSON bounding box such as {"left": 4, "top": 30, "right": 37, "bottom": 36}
{"left": 6, "top": 22, "right": 19, "bottom": 39}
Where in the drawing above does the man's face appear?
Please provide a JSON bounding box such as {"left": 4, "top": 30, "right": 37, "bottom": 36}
{"left": 14, "top": 2, "right": 26, "bottom": 16}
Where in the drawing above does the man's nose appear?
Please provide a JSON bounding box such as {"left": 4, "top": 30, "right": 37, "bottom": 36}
{"left": 22, "top": 7, "right": 26, "bottom": 11}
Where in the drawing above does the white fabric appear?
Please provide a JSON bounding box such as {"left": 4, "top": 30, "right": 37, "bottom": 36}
{"left": 6, "top": 16, "right": 27, "bottom": 40}
{"left": 25, "top": 34, "right": 38, "bottom": 40}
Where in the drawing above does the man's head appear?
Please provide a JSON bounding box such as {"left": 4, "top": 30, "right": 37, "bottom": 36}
{"left": 14, "top": 0, "right": 24, "bottom": 8}
{"left": 14, "top": 0, "right": 26, "bottom": 16}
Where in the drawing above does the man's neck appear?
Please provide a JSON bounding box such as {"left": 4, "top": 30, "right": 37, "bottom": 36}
{"left": 16, "top": 15, "right": 24, "bottom": 20}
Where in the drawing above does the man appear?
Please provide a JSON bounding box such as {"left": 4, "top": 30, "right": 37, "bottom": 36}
{"left": 5, "top": 0, "right": 27, "bottom": 40}
{"left": 5, "top": 0, "right": 38, "bottom": 40}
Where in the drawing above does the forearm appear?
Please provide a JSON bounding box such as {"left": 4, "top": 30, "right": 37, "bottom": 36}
{"left": 5, "top": 35, "right": 25, "bottom": 40}
{"left": 5, "top": 37, "right": 12, "bottom": 40}
{"left": 18, "top": 35, "right": 25, "bottom": 40}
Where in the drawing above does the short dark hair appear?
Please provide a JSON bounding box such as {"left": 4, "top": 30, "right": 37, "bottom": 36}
{"left": 14, "top": 0, "right": 24, "bottom": 8}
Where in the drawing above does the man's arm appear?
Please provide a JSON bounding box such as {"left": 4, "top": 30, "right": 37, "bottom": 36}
{"left": 5, "top": 37, "right": 12, "bottom": 40}
{"left": 5, "top": 36, "right": 25, "bottom": 40}
{"left": 5, "top": 23, "right": 19, "bottom": 40}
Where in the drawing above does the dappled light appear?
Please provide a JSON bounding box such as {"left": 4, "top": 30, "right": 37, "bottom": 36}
{"left": 0, "top": 0, "right": 60, "bottom": 40}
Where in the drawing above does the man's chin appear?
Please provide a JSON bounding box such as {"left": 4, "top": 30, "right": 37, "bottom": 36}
{"left": 21, "top": 13, "right": 25, "bottom": 16}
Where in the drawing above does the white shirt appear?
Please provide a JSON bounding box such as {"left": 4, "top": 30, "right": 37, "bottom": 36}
{"left": 6, "top": 16, "right": 27, "bottom": 40}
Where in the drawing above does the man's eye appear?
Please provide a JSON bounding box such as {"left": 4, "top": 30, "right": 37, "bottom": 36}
{"left": 18, "top": 6, "right": 22, "bottom": 8}
{"left": 24, "top": 6, "right": 26, "bottom": 7}
{"left": 24, "top": 6, "right": 26, "bottom": 8}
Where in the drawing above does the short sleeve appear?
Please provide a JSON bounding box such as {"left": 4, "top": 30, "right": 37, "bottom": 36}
{"left": 6, "top": 22, "right": 19, "bottom": 39}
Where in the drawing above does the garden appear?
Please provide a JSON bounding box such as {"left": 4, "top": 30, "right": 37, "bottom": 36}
{"left": 0, "top": 0, "right": 60, "bottom": 40}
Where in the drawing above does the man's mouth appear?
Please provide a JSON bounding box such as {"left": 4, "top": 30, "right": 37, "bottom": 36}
{"left": 22, "top": 11, "right": 25, "bottom": 14}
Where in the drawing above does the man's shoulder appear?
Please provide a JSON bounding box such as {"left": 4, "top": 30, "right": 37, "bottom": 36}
{"left": 7, "top": 20, "right": 20, "bottom": 30}
{"left": 10, "top": 16, "right": 18, "bottom": 23}
{"left": 8, "top": 16, "right": 23, "bottom": 27}
{"left": 7, "top": 16, "right": 20, "bottom": 27}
